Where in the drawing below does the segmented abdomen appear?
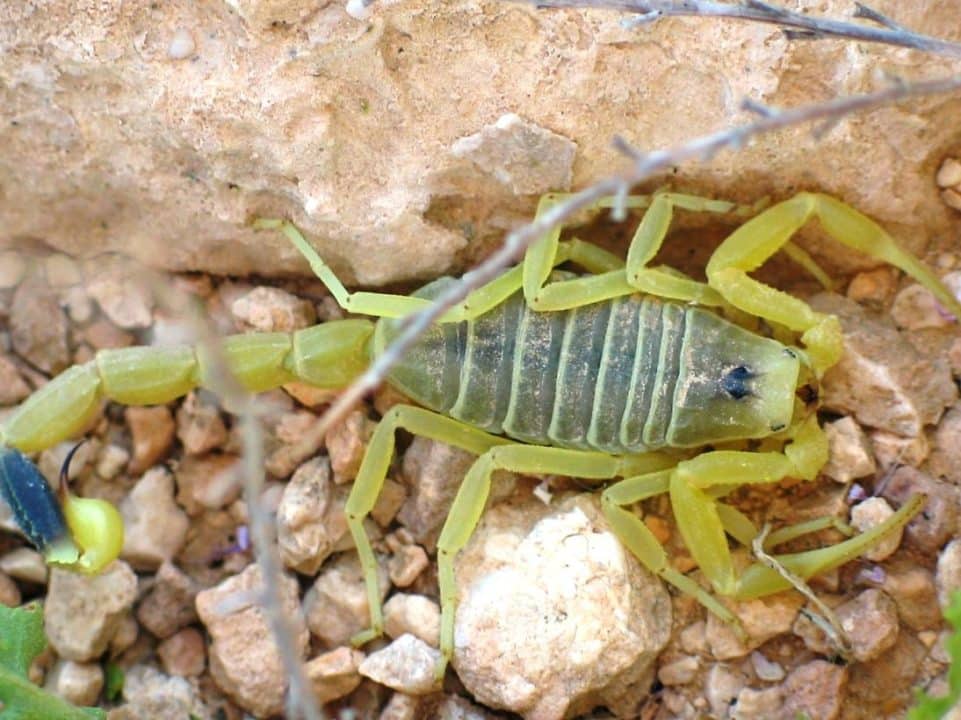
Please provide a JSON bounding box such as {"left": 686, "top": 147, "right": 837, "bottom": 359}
{"left": 378, "top": 278, "right": 704, "bottom": 454}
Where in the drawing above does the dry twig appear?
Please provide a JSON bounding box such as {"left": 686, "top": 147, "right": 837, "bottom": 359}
{"left": 529, "top": 0, "right": 961, "bottom": 58}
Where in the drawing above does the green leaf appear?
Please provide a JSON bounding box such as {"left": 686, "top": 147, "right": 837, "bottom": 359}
{"left": 104, "top": 662, "right": 124, "bottom": 702}
{"left": 0, "top": 603, "right": 105, "bottom": 719}
{"left": 908, "top": 591, "right": 961, "bottom": 720}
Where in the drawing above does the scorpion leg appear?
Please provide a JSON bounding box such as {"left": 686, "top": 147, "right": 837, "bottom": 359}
{"left": 345, "top": 405, "right": 510, "bottom": 648}
{"left": 436, "top": 444, "right": 674, "bottom": 678}
{"left": 706, "top": 191, "right": 961, "bottom": 373}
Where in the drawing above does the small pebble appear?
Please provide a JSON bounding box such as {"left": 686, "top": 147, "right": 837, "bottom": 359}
{"left": 383, "top": 594, "right": 440, "bottom": 647}
{"left": 850, "top": 497, "right": 902, "bottom": 561}
{"left": 750, "top": 650, "right": 785, "bottom": 682}
{"left": 45, "top": 659, "right": 104, "bottom": 707}
{"left": 0, "top": 571, "right": 22, "bottom": 606}
{"left": 157, "top": 627, "right": 206, "bottom": 677}
{"left": 936, "top": 538, "right": 961, "bottom": 610}
{"left": 936, "top": 157, "right": 961, "bottom": 188}
{"left": 0, "top": 547, "right": 48, "bottom": 584}
{"left": 658, "top": 655, "right": 699, "bottom": 686}
{"left": 305, "top": 646, "right": 365, "bottom": 704}
{"left": 358, "top": 634, "right": 443, "bottom": 695}
{"left": 822, "top": 416, "right": 875, "bottom": 483}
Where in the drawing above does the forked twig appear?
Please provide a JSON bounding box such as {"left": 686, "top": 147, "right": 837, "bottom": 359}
{"left": 311, "top": 74, "right": 961, "bottom": 438}
{"left": 528, "top": 0, "right": 961, "bottom": 58}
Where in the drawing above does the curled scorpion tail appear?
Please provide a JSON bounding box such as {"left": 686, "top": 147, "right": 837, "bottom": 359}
{"left": 0, "top": 443, "right": 123, "bottom": 574}
{"left": 0, "top": 446, "right": 80, "bottom": 567}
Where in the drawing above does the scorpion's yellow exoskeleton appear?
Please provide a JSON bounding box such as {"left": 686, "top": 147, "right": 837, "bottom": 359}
{"left": 0, "top": 191, "right": 956, "bottom": 677}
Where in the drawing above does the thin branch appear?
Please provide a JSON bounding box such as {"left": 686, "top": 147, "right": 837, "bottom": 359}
{"left": 529, "top": 0, "right": 961, "bottom": 58}
{"left": 309, "top": 74, "right": 961, "bottom": 437}
{"left": 753, "top": 524, "right": 853, "bottom": 661}
{"left": 144, "top": 273, "right": 324, "bottom": 720}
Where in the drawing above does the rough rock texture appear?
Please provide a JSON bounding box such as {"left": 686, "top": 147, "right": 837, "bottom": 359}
{"left": 44, "top": 562, "right": 138, "bottom": 662}
{"left": 4, "top": 2, "right": 961, "bottom": 287}
{"left": 195, "top": 563, "right": 309, "bottom": 718}
{"left": 452, "top": 494, "right": 671, "bottom": 720}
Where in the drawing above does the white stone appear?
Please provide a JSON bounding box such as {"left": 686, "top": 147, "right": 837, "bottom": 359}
{"left": 822, "top": 416, "right": 876, "bottom": 483}
{"left": 850, "top": 497, "right": 902, "bottom": 562}
{"left": 358, "top": 634, "right": 442, "bottom": 695}
{"left": 383, "top": 593, "right": 441, "bottom": 647}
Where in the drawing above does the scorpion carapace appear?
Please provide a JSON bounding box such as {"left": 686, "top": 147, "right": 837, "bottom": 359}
{"left": 0, "top": 190, "right": 955, "bottom": 677}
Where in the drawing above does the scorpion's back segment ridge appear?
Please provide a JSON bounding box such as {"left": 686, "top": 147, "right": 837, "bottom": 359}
{"left": 378, "top": 279, "right": 800, "bottom": 453}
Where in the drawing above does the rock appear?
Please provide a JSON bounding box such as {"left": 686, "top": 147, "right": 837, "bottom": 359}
{"left": 0, "top": 354, "right": 30, "bottom": 405}
{"left": 846, "top": 267, "right": 898, "bottom": 308}
{"left": 175, "top": 453, "right": 243, "bottom": 515}
{"left": 11, "top": 275, "right": 70, "bottom": 374}
{"left": 0, "top": 251, "right": 27, "bottom": 289}
{"left": 0, "top": 547, "right": 48, "bottom": 584}
{"left": 157, "top": 627, "right": 206, "bottom": 677}
{"left": 265, "top": 410, "right": 325, "bottom": 478}
{"left": 371, "top": 478, "right": 408, "bottom": 527}
{"left": 870, "top": 429, "right": 929, "bottom": 470}
{"left": 706, "top": 591, "right": 803, "bottom": 661}
{"left": 120, "top": 466, "right": 190, "bottom": 570}
{"left": 881, "top": 559, "right": 940, "bottom": 632}
{"left": 136, "top": 562, "right": 199, "bottom": 638}
{"left": 231, "top": 285, "right": 316, "bottom": 332}
{"left": 881, "top": 466, "right": 959, "bottom": 554}
{"left": 378, "top": 692, "right": 421, "bottom": 720}
{"left": 304, "top": 551, "right": 390, "bottom": 648}
{"left": 658, "top": 655, "right": 700, "bottom": 686}
{"left": 890, "top": 273, "right": 961, "bottom": 330}
{"left": 175, "top": 392, "right": 228, "bottom": 456}
{"left": 325, "top": 409, "right": 375, "bottom": 481}
{"left": 108, "top": 613, "right": 139, "bottom": 658}
{"left": 0, "top": 571, "right": 21, "bottom": 606}
{"left": 277, "top": 456, "right": 340, "bottom": 574}
{"left": 749, "top": 651, "right": 784, "bottom": 682}
{"left": 124, "top": 406, "right": 175, "bottom": 475}
{"left": 84, "top": 255, "right": 154, "bottom": 329}
{"left": 305, "top": 646, "right": 365, "bottom": 704}
{"left": 432, "top": 694, "right": 500, "bottom": 719}
{"left": 821, "top": 416, "right": 875, "bottom": 484}
{"left": 398, "top": 437, "right": 513, "bottom": 550}
{"left": 705, "top": 663, "right": 746, "bottom": 719}
{"left": 850, "top": 497, "right": 903, "bottom": 562}
{"left": 44, "top": 562, "right": 138, "bottom": 661}
{"left": 734, "top": 686, "right": 783, "bottom": 720}
{"left": 452, "top": 495, "right": 671, "bottom": 720}
{"left": 387, "top": 534, "right": 430, "bottom": 588}
{"left": 780, "top": 660, "right": 847, "bottom": 720}
{"left": 96, "top": 443, "right": 130, "bottom": 480}
{"left": 930, "top": 403, "right": 961, "bottom": 485}
{"left": 196, "top": 564, "right": 308, "bottom": 718}
{"left": 809, "top": 293, "right": 957, "bottom": 437}
{"left": 45, "top": 659, "right": 104, "bottom": 708}
{"left": 110, "top": 665, "right": 210, "bottom": 720}
{"left": 358, "top": 634, "right": 442, "bottom": 695}
{"left": 845, "top": 631, "right": 928, "bottom": 712}
{"left": 937, "top": 538, "right": 961, "bottom": 610}
{"left": 796, "top": 589, "right": 899, "bottom": 662}
{"left": 383, "top": 593, "right": 441, "bottom": 647}
{"left": 449, "top": 113, "right": 576, "bottom": 195}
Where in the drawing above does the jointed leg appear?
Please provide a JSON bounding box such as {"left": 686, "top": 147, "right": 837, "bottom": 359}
{"left": 345, "top": 406, "right": 511, "bottom": 645}
{"left": 435, "top": 444, "right": 676, "bottom": 677}
{"left": 706, "top": 192, "right": 961, "bottom": 373}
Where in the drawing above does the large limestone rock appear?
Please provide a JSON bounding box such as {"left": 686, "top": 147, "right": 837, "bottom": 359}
{"left": 3, "top": 1, "right": 961, "bottom": 285}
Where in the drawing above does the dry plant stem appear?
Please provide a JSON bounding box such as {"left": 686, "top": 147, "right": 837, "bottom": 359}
{"left": 531, "top": 0, "right": 961, "bottom": 58}
{"left": 753, "top": 523, "right": 852, "bottom": 660}
{"left": 143, "top": 272, "right": 324, "bottom": 720}
{"left": 310, "top": 73, "right": 961, "bottom": 439}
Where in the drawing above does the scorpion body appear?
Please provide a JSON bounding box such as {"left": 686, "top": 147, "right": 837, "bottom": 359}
{"left": 381, "top": 278, "right": 798, "bottom": 452}
{"left": 1, "top": 190, "right": 959, "bottom": 678}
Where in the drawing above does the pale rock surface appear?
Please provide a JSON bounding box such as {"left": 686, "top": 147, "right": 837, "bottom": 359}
{"left": 379, "top": 692, "right": 421, "bottom": 720}
{"left": 821, "top": 416, "right": 875, "bottom": 484}
{"left": 0, "top": 354, "right": 30, "bottom": 405}
{"left": 890, "top": 273, "right": 961, "bottom": 330}
{"left": 452, "top": 495, "right": 671, "bottom": 720}
{"left": 304, "top": 551, "right": 390, "bottom": 648}
{"left": 277, "top": 455, "right": 337, "bottom": 574}
{"left": 358, "top": 633, "right": 442, "bottom": 695}
{"left": 5, "top": 2, "right": 961, "bottom": 287}
{"left": 704, "top": 663, "right": 746, "bottom": 719}
{"left": 231, "top": 285, "right": 316, "bottom": 332}
{"left": 795, "top": 589, "right": 899, "bottom": 662}
{"left": 195, "top": 563, "right": 308, "bottom": 718}
{"left": 306, "top": 646, "right": 365, "bottom": 704}
{"left": 111, "top": 665, "right": 211, "bottom": 720}
{"left": 850, "top": 497, "right": 902, "bottom": 562}
{"left": 706, "top": 591, "right": 804, "bottom": 661}
{"left": 175, "top": 392, "right": 228, "bottom": 456}
{"left": 44, "top": 659, "right": 104, "bottom": 708}
{"left": 929, "top": 403, "right": 961, "bottom": 484}
{"left": 44, "top": 562, "right": 138, "bottom": 661}
{"left": 733, "top": 686, "right": 783, "bottom": 720}
{"left": 781, "top": 660, "right": 847, "bottom": 720}
{"left": 882, "top": 466, "right": 959, "bottom": 553}
{"left": 124, "top": 406, "right": 175, "bottom": 475}
{"left": 326, "top": 409, "right": 375, "bottom": 480}
{"left": 157, "top": 627, "right": 206, "bottom": 677}
{"left": 383, "top": 593, "right": 441, "bottom": 647}
{"left": 809, "top": 294, "right": 957, "bottom": 437}
{"left": 10, "top": 276, "right": 69, "bottom": 374}
{"left": 936, "top": 538, "right": 961, "bottom": 610}
{"left": 0, "top": 547, "right": 47, "bottom": 584}
{"left": 120, "top": 466, "right": 190, "bottom": 570}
